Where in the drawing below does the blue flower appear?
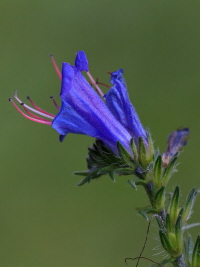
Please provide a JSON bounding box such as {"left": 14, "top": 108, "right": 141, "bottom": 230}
{"left": 52, "top": 51, "right": 147, "bottom": 155}
{"left": 10, "top": 51, "right": 147, "bottom": 156}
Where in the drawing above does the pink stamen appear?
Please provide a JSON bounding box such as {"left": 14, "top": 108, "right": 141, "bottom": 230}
{"left": 50, "top": 54, "right": 62, "bottom": 80}
{"left": 13, "top": 92, "right": 55, "bottom": 120}
{"left": 86, "top": 71, "right": 104, "bottom": 98}
{"left": 22, "top": 104, "right": 52, "bottom": 123}
{"left": 9, "top": 98, "right": 52, "bottom": 125}
{"left": 27, "top": 96, "right": 55, "bottom": 117}
{"left": 50, "top": 96, "right": 60, "bottom": 110}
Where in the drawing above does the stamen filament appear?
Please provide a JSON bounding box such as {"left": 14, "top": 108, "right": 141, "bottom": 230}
{"left": 9, "top": 98, "right": 52, "bottom": 125}
{"left": 27, "top": 96, "right": 55, "bottom": 117}
{"left": 50, "top": 96, "right": 60, "bottom": 110}
{"left": 96, "top": 78, "right": 110, "bottom": 89}
{"left": 22, "top": 105, "right": 52, "bottom": 123}
{"left": 50, "top": 54, "right": 62, "bottom": 80}
{"left": 13, "top": 93, "right": 55, "bottom": 120}
{"left": 86, "top": 71, "right": 104, "bottom": 98}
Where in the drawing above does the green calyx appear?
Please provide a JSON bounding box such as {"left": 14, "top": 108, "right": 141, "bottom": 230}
{"left": 75, "top": 139, "right": 137, "bottom": 186}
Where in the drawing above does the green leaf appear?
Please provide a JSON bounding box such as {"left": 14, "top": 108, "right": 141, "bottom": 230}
{"left": 192, "top": 235, "right": 200, "bottom": 267}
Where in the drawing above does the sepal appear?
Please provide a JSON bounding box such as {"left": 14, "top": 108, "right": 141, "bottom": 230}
{"left": 162, "top": 155, "right": 177, "bottom": 186}
{"left": 136, "top": 207, "right": 157, "bottom": 221}
{"left": 182, "top": 188, "right": 199, "bottom": 223}
{"left": 127, "top": 179, "right": 148, "bottom": 190}
{"left": 154, "top": 155, "right": 162, "bottom": 188}
{"left": 130, "top": 138, "right": 138, "bottom": 163}
{"left": 184, "top": 236, "right": 194, "bottom": 266}
{"left": 175, "top": 208, "right": 184, "bottom": 251}
{"left": 138, "top": 131, "right": 154, "bottom": 170}
{"left": 169, "top": 186, "right": 180, "bottom": 225}
{"left": 159, "top": 230, "right": 174, "bottom": 255}
{"left": 117, "top": 141, "right": 134, "bottom": 167}
{"left": 155, "top": 186, "right": 166, "bottom": 211}
{"left": 192, "top": 235, "right": 200, "bottom": 267}
{"left": 75, "top": 139, "right": 136, "bottom": 185}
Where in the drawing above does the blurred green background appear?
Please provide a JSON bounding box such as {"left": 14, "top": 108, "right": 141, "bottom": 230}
{"left": 1, "top": 1, "right": 200, "bottom": 266}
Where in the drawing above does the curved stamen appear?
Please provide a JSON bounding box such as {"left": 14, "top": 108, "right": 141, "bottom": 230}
{"left": 9, "top": 98, "right": 52, "bottom": 125}
{"left": 50, "top": 54, "right": 62, "bottom": 80}
{"left": 13, "top": 92, "right": 55, "bottom": 120}
{"left": 50, "top": 96, "right": 60, "bottom": 110}
{"left": 22, "top": 104, "right": 52, "bottom": 123}
{"left": 26, "top": 96, "right": 55, "bottom": 117}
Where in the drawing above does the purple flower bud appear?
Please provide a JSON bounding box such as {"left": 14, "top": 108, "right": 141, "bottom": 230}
{"left": 162, "top": 128, "right": 189, "bottom": 167}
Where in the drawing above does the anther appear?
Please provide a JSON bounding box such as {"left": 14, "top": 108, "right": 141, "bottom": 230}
{"left": 50, "top": 95, "right": 60, "bottom": 110}
{"left": 8, "top": 97, "right": 12, "bottom": 101}
{"left": 13, "top": 92, "right": 55, "bottom": 120}
{"left": 26, "top": 95, "right": 55, "bottom": 117}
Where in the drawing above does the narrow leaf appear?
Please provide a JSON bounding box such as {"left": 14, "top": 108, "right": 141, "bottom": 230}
{"left": 192, "top": 235, "right": 200, "bottom": 267}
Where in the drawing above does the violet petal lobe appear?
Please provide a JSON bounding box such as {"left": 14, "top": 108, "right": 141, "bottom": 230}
{"left": 74, "top": 51, "right": 89, "bottom": 72}
{"left": 105, "top": 69, "right": 147, "bottom": 145}
{"left": 52, "top": 62, "right": 133, "bottom": 155}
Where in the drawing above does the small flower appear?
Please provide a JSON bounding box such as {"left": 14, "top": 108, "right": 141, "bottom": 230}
{"left": 9, "top": 51, "right": 147, "bottom": 156}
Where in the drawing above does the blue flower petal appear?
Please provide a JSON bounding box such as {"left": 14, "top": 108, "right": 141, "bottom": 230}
{"left": 105, "top": 69, "right": 147, "bottom": 144}
{"left": 52, "top": 63, "right": 132, "bottom": 154}
{"left": 75, "top": 51, "right": 89, "bottom": 72}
